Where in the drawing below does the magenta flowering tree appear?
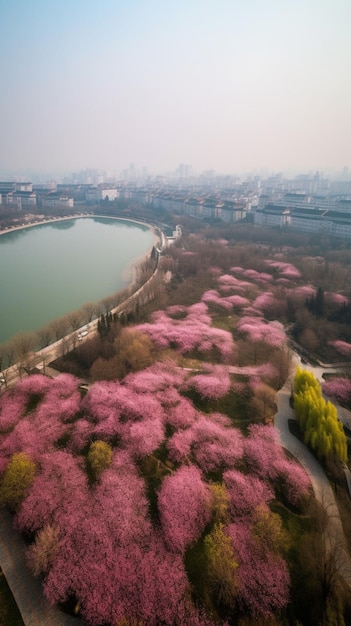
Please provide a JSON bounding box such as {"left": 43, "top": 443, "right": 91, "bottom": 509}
{"left": 202, "top": 290, "right": 250, "bottom": 312}
{"left": 158, "top": 465, "right": 211, "bottom": 554}
{"left": 166, "top": 428, "right": 194, "bottom": 463}
{"left": 244, "top": 424, "right": 288, "bottom": 480}
{"left": 124, "top": 361, "right": 186, "bottom": 394}
{"left": 44, "top": 533, "right": 190, "bottom": 626}
{"left": 244, "top": 425, "right": 311, "bottom": 505}
{"left": 252, "top": 292, "right": 276, "bottom": 313}
{"left": 218, "top": 273, "right": 252, "bottom": 293}
{"left": 225, "top": 294, "right": 250, "bottom": 308}
{"left": 288, "top": 284, "right": 316, "bottom": 300}
{"left": 122, "top": 416, "right": 165, "bottom": 458}
{"left": 328, "top": 340, "right": 351, "bottom": 358}
{"left": 326, "top": 291, "right": 349, "bottom": 305}
{"left": 0, "top": 404, "right": 71, "bottom": 469}
{"left": 237, "top": 316, "right": 286, "bottom": 348}
{"left": 14, "top": 373, "right": 52, "bottom": 397}
{"left": 136, "top": 302, "right": 234, "bottom": 361}
{"left": 165, "top": 396, "right": 199, "bottom": 429}
{"left": 0, "top": 393, "right": 28, "bottom": 436}
{"left": 81, "top": 380, "right": 122, "bottom": 423}
{"left": 265, "top": 260, "right": 301, "bottom": 280}
{"left": 242, "top": 269, "right": 273, "bottom": 284}
{"left": 323, "top": 377, "right": 351, "bottom": 407}
{"left": 167, "top": 416, "right": 244, "bottom": 473}
{"left": 0, "top": 373, "right": 80, "bottom": 459}
{"left": 187, "top": 366, "right": 231, "bottom": 400}
{"left": 223, "top": 469, "right": 274, "bottom": 517}
{"left": 83, "top": 380, "right": 163, "bottom": 425}
{"left": 91, "top": 455, "right": 152, "bottom": 547}
{"left": 67, "top": 418, "right": 95, "bottom": 453}
{"left": 227, "top": 521, "right": 290, "bottom": 618}
{"left": 201, "top": 290, "right": 233, "bottom": 311}
{"left": 273, "top": 457, "right": 311, "bottom": 506}
{"left": 15, "top": 450, "right": 88, "bottom": 533}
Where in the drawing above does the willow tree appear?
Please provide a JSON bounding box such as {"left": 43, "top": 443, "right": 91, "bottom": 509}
{"left": 293, "top": 367, "right": 347, "bottom": 464}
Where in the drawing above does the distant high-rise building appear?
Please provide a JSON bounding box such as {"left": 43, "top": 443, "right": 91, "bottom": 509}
{"left": 177, "top": 163, "right": 192, "bottom": 178}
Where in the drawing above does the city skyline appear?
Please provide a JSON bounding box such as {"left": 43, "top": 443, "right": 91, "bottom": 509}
{"left": 1, "top": 1, "right": 350, "bottom": 177}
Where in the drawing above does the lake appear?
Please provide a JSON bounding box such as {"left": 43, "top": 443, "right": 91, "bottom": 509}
{"left": 0, "top": 217, "right": 155, "bottom": 345}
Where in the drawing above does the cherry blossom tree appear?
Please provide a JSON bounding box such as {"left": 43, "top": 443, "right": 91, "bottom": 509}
{"left": 219, "top": 273, "right": 252, "bottom": 292}
{"left": 244, "top": 424, "right": 311, "bottom": 505}
{"left": 0, "top": 393, "right": 28, "bottom": 437}
{"left": 328, "top": 340, "right": 351, "bottom": 358}
{"left": 167, "top": 416, "right": 244, "bottom": 473}
{"left": 227, "top": 521, "right": 290, "bottom": 618}
{"left": 323, "top": 377, "right": 351, "bottom": 406}
{"left": 122, "top": 416, "right": 165, "bottom": 458}
{"left": 165, "top": 396, "right": 199, "bottom": 429}
{"left": 187, "top": 366, "right": 231, "bottom": 400}
{"left": 201, "top": 290, "right": 233, "bottom": 311}
{"left": 158, "top": 465, "right": 211, "bottom": 554}
{"left": 15, "top": 450, "right": 88, "bottom": 533}
{"left": 136, "top": 302, "right": 234, "bottom": 361}
{"left": 242, "top": 268, "right": 273, "bottom": 284}
{"left": 223, "top": 469, "right": 274, "bottom": 517}
{"left": 237, "top": 317, "right": 286, "bottom": 347}
{"left": 265, "top": 260, "right": 301, "bottom": 280}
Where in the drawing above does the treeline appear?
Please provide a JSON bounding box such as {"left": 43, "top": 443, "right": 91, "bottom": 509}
{"left": 293, "top": 366, "right": 347, "bottom": 465}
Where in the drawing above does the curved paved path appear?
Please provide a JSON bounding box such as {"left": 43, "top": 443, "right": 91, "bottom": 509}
{"left": 274, "top": 379, "right": 351, "bottom": 587}
{"left": 0, "top": 508, "right": 83, "bottom": 626}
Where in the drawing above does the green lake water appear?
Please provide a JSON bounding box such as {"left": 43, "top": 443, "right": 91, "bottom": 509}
{"left": 0, "top": 217, "right": 154, "bottom": 345}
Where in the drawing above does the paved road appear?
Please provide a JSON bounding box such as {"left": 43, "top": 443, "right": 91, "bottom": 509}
{"left": 274, "top": 378, "right": 351, "bottom": 587}
{"left": 0, "top": 509, "right": 83, "bottom": 626}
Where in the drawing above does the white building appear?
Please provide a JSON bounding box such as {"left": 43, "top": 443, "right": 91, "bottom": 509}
{"left": 86, "top": 187, "right": 119, "bottom": 202}
{"left": 43, "top": 194, "right": 74, "bottom": 209}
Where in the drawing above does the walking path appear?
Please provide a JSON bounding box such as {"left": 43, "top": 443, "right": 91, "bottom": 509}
{"left": 0, "top": 508, "right": 83, "bottom": 626}
{"left": 274, "top": 376, "right": 351, "bottom": 587}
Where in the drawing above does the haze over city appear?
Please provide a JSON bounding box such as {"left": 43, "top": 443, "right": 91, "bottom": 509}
{"left": 1, "top": 0, "right": 350, "bottom": 178}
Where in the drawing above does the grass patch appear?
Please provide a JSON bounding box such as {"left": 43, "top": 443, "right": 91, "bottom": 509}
{"left": 210, "top": 315, "right": 237, "bottom": 332}
{"left": 183, "top": 387, "right": 251, "bottom": 423}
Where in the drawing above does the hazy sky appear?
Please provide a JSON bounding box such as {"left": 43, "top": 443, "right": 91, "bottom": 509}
{"left": 1, "top": 0, "right": 350, "bottom": 177}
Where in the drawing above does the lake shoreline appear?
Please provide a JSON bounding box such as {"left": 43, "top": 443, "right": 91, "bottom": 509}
{"left": 0, "top": 214, "right": 160, "bottom": 346}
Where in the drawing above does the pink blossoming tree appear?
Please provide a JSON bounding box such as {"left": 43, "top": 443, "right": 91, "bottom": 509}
{"left": 158, "top": 465, "right": 211, "bottom": 554}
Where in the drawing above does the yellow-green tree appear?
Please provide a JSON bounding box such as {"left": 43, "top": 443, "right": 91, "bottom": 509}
{"left": 210, "top": 483, "right": 230, "bottom": 524}
{"left": 204, "top": 523, "right": 238, "bottom": 608}
{"left": 0, "top": 452, "right": 36, "bottom": 509}
{"left": 87, "top": 440, "right": 113, "bottom": 481}
{"left": 251, "top": 504, "right": 289, "bottom": 555}
{"left": 293, "top": 368, "right": 347, "bottom": 463}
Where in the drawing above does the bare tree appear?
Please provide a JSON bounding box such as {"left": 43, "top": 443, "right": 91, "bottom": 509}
{"left": 49, "top": 316, "right": 69, "bottom": 342}
{"left": 37, "top": 324, "right": 54, "bottom": 348}
{"left": 1, "top": 340, "right": 16, "bottom": 369}
{"left": 302, "top": 493, "right": 351, "bottom": 624}
{"left": 13, "top": 332, "right": 37, "bottom": 377}
{"left": 81, "top": 302, "right": 97, "bottom": 324}
{"left": 250, "top": 383, "right": 277, "bottom": 423}
{"left": 68, "top": 310, "right": 84, "bottom": 332}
